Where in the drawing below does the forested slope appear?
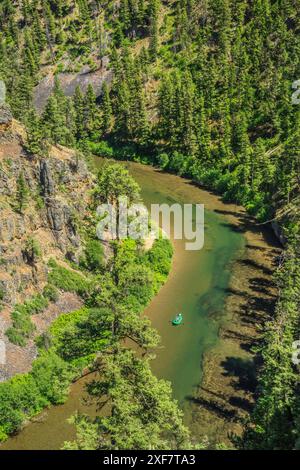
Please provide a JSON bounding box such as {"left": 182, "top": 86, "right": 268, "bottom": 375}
{"left": 0, "top": 0, "right": 300, "bottom": 449}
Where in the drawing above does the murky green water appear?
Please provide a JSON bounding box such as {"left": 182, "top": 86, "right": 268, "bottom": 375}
{"left": 1, "top": 161, "right": 245, "bottom": 450}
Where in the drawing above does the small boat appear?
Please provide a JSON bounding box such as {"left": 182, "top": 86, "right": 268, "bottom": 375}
{"left": 172, "top": 313, "right": 183, "bottom": 326}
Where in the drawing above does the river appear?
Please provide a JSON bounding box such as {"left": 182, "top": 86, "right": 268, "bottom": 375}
{"left": 1, "top": 160, "right": 265, "bottom": 450}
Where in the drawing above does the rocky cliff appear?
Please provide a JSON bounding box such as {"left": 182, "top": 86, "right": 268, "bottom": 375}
{"left": 0, "top": 119, "right": 94, "bottom": 380}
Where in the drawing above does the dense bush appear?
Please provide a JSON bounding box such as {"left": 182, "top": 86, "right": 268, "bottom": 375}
{"left": 0, "top": 351, "right": 75, "bottom": 441}
{"left": 80, "top": 239, "right": 104, "bottom": 272}
{"left": 5, "top": 294, "right": 49, "bottom": 346}
{"left": 146, "top": 238, "right": 173, "bottom": 277}
{"left": 43, "top": 283, "right": 59, "bottom": 302}
{"left": 87, "top": 140, "right": 114, "bottom": 158}
{"left": 48, "top": 262, "right": 91, "bottom": 297}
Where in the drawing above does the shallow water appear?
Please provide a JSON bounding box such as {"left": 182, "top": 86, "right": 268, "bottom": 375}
{"left": 1, "top": 161, "right": 245, "bottom": 450}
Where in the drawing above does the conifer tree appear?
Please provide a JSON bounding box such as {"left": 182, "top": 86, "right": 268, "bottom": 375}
{"left": 101, "top": 82, "right": 112, "bottom": 135}
{"left": 84, "top": 84, "right": 98, "bottom": 135}
{"left": 73, "top": 85, "right": 86, "bottom": 141}
{"left": 16, "top": 172, "right": 29, "bottom": 214}
{"left": 42, "top": 94, "right": 65, "bottom": 144}
{"left": 25, "top": 108, "right": 48, "bottom": 156}
{"left": 148, "top": 0, "right": 160, "bottom": 59}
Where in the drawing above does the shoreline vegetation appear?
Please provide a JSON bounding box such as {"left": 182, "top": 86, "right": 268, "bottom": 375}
{"left": 0, "top": 163, "right": 177, "bottom": 446}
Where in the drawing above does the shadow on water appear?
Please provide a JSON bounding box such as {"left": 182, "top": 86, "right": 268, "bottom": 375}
{"left": 221, "top": 357, "right": 257, "bottom": 393}
{"left": 186, "top": 395, "right": 238, "bottom": 421}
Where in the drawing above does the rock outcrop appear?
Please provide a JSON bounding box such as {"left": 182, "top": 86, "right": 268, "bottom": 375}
{"left": 0, "top": 122, "right": 94, "bottom": 305}
{"left": 0, "top": 104, "right": 13, "bottom": 133}
{"left": 34, "top": 61, "right": 112, "bottom": 111}
{"left": 0, "top": 121, "right": 96, "bottom": 381}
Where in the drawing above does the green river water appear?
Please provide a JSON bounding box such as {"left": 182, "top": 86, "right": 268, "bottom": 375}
{"left": 1, "top": 160, "right": 245, "bottom": 450}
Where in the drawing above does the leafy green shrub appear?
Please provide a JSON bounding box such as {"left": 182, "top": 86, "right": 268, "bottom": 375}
{"left": 48, "top": 263, "right": 91, "bottom": 297}
{"left": 43, "top": 284, "right": 59, "bottom": 302}
{"left": 168, "top": 151, "right": 188, "bottom": 176}
{"left": 87, "top": 140, "right": 114, "bottom": 158}
{"left": 48, "top": 307, "right": 110, "bottom": 363}
{"left": 147, "top": 238, "right": 173, "bottom": 277}
{"left": 157, "top": 153, "right": 169, "bottom": 170}
{"left": 118, "top": 264, "right": 154, "bottom": 308}
{"left": 0, "top": 352, "right": 75, "bottom": 441}
{"left": 5, "top": 327, "right": 29, "bottom": 347}
{"left": 48, "top": 308, "right": 90, "bottom": 348}
{"left": 31, "top": 352, "right": 75, "bottom": 404}
{"left": 0, "top": 373, "right": 46, "bottom": 439}
{"left": 6, "top": 294, "right": 49, "bottom": 346}
{"left": 81, "top": 239, "right": 104, "bottom": 272}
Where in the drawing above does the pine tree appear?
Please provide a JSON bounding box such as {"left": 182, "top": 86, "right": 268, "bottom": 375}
{"left": 73, "top": 85, "right": 86, "bottom": 141}
{"left": 179, "top": 71, "right": 197, "bottom": 155}
{"left": 84, "top": 84, "right": 98, "bottom": 136}
{"left": 42, "top": 94, "right": 65, "bottom": 144}
{"left": 15, "top": 172, "right": 29, "bottom": 214}
{"left": 65, "top": 97, "right": 76, "bottom": 147}
{"left": 148, "top": 0, "right": 160, "bottom": 59}
{"left": 25, "top": 108, "right": 48, "bottom": 156}
{"left": 101, "top": 82, "right": 112, "bottom": 135}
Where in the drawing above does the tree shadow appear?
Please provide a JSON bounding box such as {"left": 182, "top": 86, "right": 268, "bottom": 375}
{"left": 186, "top": 394, "right": 238, "bottom": 421}
{"left": 221, "top": 357, "right": 257, "bottom": 393}
{"left": 249, "top": 277, "right": 276, "bottom": 297}
{"left": 229, "top": 396, "right": 253, "bottom": 413}
{"left": 238, "top": 258, "right": 273, "bottom": 275}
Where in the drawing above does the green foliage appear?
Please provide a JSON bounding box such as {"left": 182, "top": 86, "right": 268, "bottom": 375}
{"left": 80, "top": 239, "right": 104, "bottom": 272}
{"left": 30, "top": 351, "right": 75, "bottom": 404}
{"left": 157, "top": 153, "right": 169, "bottom": 170}
{"left": 48, "top": 307, "right": 110, "bottom": 363}
{"left": 6, "top": 294, "right": 49, "bottom": 346}
{"left": 64, "top": 349, "right": 190, "bottom": 450}
{"left": 25, "top": 108, "right": 49, "bottom": 156}
{"left": 23, "top": 237, "right": 41, "bottom": 265}
{"left": 2, "top": 0, "right": 300, "bottom": 450}
{"left": 95, "top": 163, "right": 141, "bottom": 205}
{"left": 0, "top": 373, "right": 45, "bottom": 439}
{"left": 43, "top": 283, "right": 59, "bottom": 302}
{"left": 146, "top": 238, "right": 173, "bottom": 277}
{"left": 241, "top": 240, "right": 300, "bottom": 450}
{"left": 48, "top": 261, "right": 91, "bottom": 297}
{"left": 15, "top": 172, "right": 29, "bottom": 214}
{"left": 0, "top": 351, "right": 75, "bottom": 441}
{"left": 87, "top": 140, "right": 114, "bottom": 158}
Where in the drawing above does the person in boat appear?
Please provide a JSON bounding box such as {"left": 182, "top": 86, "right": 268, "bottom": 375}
{"left": 172, "top": 313, "right": 183, "bottom": 324}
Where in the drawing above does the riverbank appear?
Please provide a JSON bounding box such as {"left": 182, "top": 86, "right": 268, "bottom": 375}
{"left": 108, "top": 162, "right": 281, "bottom": 446}
{"left": 187, "top": 202, "right": 281, "bottom": 447}
{"left": 0, "top": 162, "right": 281, "bottom": 449}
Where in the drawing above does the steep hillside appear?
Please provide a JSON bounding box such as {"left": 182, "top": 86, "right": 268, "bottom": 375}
{"left": 0, "top": 111, "right": 92, "bottom": 380}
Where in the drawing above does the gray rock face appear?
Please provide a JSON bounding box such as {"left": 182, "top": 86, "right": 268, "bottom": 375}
{"left": 0, "top": 80, "right": 6, "bottom": 104}
{"left": 40, "top": 159, "right": 55, "bottom": 196}
{"left": 0, "top": 215, "right": 26, "bottom": 243}
{"left": 34, "top": 61, "right": 112, "bottom": 111}
{"left": 0, "top": 131, "right": 93, "bottom": 306}
{"left": 46, "top": 198, "right": 64, "bottom": 231}
{"left": 0, "top": 104, "right": 12, "bottom": 125}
